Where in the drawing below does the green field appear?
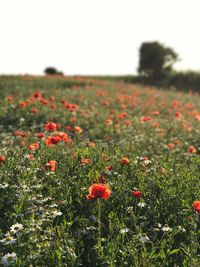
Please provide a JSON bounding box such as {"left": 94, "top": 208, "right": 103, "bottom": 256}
{"left": 0, "top": 76, "right": 200, "bottom": 266}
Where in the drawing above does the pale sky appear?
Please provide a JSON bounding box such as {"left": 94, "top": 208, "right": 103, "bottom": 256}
{"left": 0, "top": 0, "right": 200, "bottom": 75}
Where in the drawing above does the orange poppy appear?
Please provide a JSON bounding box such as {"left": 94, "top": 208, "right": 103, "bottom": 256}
{"left": 192, "top": 201, "right": 200, "bottom": 213}
{"left": 86, "top": 184, "right": 111, "bottom": 200}
{"left": 0, "top": 155, "right": 6, "bottom": 163}
{"left": 132, "top": 190, "right": 142, "bottom": 198}
{"left": 80, "top": 158, "right": 91, "bottom": 165}
{"left": 46, "top": 160, "right": 57, "bottom": 171}
{"left": 74, "top": 126, "right": 83, "bottom": 134}
{"left": 44, "top": 122, "right": 59, "bottom": 132}
{"left": 28, "top": 143, "right": 40, "bottom": 150}
{"left": 45, "top": 135, "right": 61, "bottom": 146}
{"left": 120, "top": 157, "right": 129, "bottom": 165}
{"left": 188, "top": 146, "right": 197, "bottom": 154}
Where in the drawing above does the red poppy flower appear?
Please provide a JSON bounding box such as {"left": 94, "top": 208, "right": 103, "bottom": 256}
{"left": 132, "top": 190, "right": 142, "bottom": 198}
{"left": 120, "top": 157, "right": 129, "bottom": 165}
{"left": 13, "top": 130, "right": 27, "bottom": 138}
{"left": 167, "top": 143, "right": 175, "bottom": 150}
{"left": 32, "top": 91, "right": 42, "bottom": 99}
{"left": 140, "top": 116, "right": 151, "bottom": 122}
{"left": 5, "top": 96, "right": 13, "bottom": 102}
{"left": 192, "top": 200, "right": 200, "bottom": 213}
{"left": 40, "top": 98, "right": 49, "bottom": 105}
{"left": 188, "top": 146, "right": 197, "bottom": 154}
{"left": 66, "top": 125, "right": 71, "bottom": 131}
{"left": 28, "top": 143, "right": 40, "bottom": 150}
{"left": 44, "top": 122, "right": 59, "bottom": 132}
{"left": 27, "top": 154, "right": 35, "bottom": 160}
{"left": 46, "top": 160, "right": 57, "bottom": 171}
{"left": 152, "top": 111, "right": 159, "bottom": 116}
{"left": 57, "top": 131, "right": 69, "bottom": 141}
{"left": 86, "top": 184, "right": 111, "bottom": 200}
{"left": 32, "top": 108, "right": 39, "bottom": 113}
{"left": 35, "top": 132, "right": 44, "bottom": 138}
{"left": 74, "top": 126, "right": 83, "bottom": 134}
{"left": 118, "top": 112, "right": 128, "bottom": 119}
{"left": 80, "top": 158, "right": 91, "bottom": 165}
{"left": 45, "top": 135, "right": 61, "bottom": 146}
{"left": 105, "top": 165, "right": 113, "bottom": 171}
{"left": 88, "top": 142, "right": 96, "bottom": 147}
{"left": 0, "top": 155, "right": 6, "bottom": 163}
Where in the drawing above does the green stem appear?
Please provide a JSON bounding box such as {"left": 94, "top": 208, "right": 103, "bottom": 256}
{"left": 97, "top": 199, "right": 102, "bottom": 257}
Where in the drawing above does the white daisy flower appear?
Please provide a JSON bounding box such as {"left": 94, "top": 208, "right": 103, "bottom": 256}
{"left": 0, "top": 235, "right": 17, "bottom": 245}
{"left": 10, "top": 223, "right": 23, "bottom": 234}
{"left": 162, "top": 224, "right": 172, "bottom": 232}
{"left": 51, "top": 210, "right": 63, "bottom": 217}
{"left": 137, "top": 202, "right": 146, "bottom": 208}
{"left": 1, "top": 252, "right": 17, "bottom": 266}
{"left": 139, "top": 234, "right": 150, "bottom": 243}
{"left": 120, "top": 228, "right": 130, "bottom": 234}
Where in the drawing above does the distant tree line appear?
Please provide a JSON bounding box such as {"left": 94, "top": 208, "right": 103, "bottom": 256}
{"left": 44, "top": 67, "right": 64, "bottom": 76}
{"left": 134, "top": 41, "right": 200, "bottom": 91}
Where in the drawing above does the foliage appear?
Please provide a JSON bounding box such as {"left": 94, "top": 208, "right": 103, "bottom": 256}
{"left": 0, "top": 75, "right": 200, "bottom": 266}
{"left": 44, "top": 67, "right": 61, "bottom": 75}
{"left": 138, "top": 42, "right": 179, "bottom": 79}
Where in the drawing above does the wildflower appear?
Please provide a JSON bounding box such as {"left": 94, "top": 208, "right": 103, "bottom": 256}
{"left": 139, "top": 234, "right": 150, "bottom": 243}
{"left": 80, "top": 158, "right": 91, "bottom": 165}
{"left": 40, "top": 98, "right": 49, "bottom": 105}
{"left": 45, "top": 135, "right": 61, "bottom": 146}
{"left": 105, "top": 119, "right": 113, "bottom": 126}
{"left": 120, "top": 228, "right": 130, "bottom": 234}
{"left": 32, "top": 108, "right": 38, "bottom": 113}
{"left": 188, "top": 146, "right": 197, "bottom": 154}
{"left": 177, "top": 225, "right": 186, "bottom": 232}
{"left": 120, "top": 157, "right": 129, "bottom": 165}
{"left": 13, "top": 130, "right": 27, "bottom": 138}
{"left": 118, "top": 112, "right": 128, "bottom": 119}
{"left": 32, "top": 91, "right": 42, "bottom": 99}
{"left": 161, "top": 224, "right": 172, "bottom": 232}
{"left": 35, "top": 132, "right": 44, "bottom": 138}
{"left": 105, "top": 165, "right": 113, "bottom": 171}
{"left": 132, "top": 190, "right": 142, "bottom": 198}
{"left": 57, "top": 131, "right": 69, "bottom": 140}
{"left": 28, "top": 143, "right": 39, "bottom": 151}
{"left": 27, "top": 154, "right": 35, "bottom": 160}
{"left": 137, "top": 202, "right": 146, "bottom": 208}
{"left": 127, "top": 206, "right": 133, "bottom": 213}
{"left": 46, "top": 160, "right": 57, "bottom": 171}
{"left": 192, "top": 200, "right": 200, "bottom": 213}
{"left": 124, "top": 120, "right": 132, "bottom": 127}
{"left": 66, "top": 125, "right": 71, "bottom": 131}
{"left": 175, "top": 112, "right": 182, "bottom": 118}
{"left": 74, "top": 126, "right": 83, "bottom": 134}
{"left": 0, "top": 235, "right": 17, "bottom": 245}
{"left": 51, "top": 210, "right": 63, "bottom": 217}
{"left": 88, "top": 142, "right": 96, "bottom": 147}
{"left": 10, "top": 223, "right": 23, "bottom": 234}
{"left": 167, "top": 143, "right": 175, "bottom": 150}
{"left": 1, "top": 252, "right": 17, "bottom": 266}
{"left": 86, "top": 183, "right": 111, "bottom": 200}
{"left": 152, "top": 111, "right": 159, "bottom": 116}
{"left": 140, "top": 116, "right": 151, "bottom": 122}
{"left": 0, "top": 183, "right": 9, "bottom": 189}
{"left": 0, "top": 155, "right": 6, "bottom": 163}
{"left": 5, "top": 96, "right": 13, "bottom": 102}
{"left": 44, "top": 122, "right": 59, "bottom": 131}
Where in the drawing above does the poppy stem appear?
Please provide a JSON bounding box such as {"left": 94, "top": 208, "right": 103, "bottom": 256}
{"left": 97, "top": 199, "right": 103, "bottom": 257}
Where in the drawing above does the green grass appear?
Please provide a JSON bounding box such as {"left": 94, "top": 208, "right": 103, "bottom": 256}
{"left": 0, "top": 75, "right": 200, "bottom": 266}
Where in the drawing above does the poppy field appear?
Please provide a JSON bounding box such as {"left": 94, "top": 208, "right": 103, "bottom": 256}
{"left": 0, "top": 75, "right": 200, "bottom": 266}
